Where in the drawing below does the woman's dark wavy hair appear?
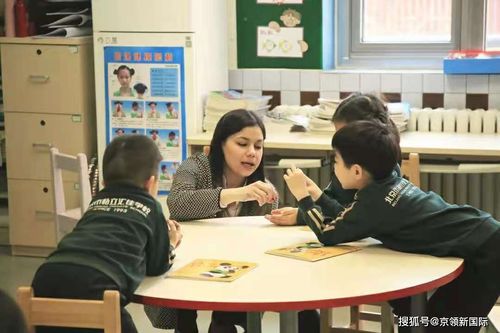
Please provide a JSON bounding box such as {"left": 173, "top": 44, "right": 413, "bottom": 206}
{"left": 209, "top": 109, "right": 266, "bottom": 187}
{"left": 332, "top": 92, "right": 400, "bottom": 144}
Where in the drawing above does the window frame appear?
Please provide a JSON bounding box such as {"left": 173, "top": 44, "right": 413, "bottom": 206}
{"left": 335, "top": 0, "right": 487, "bottom": 69}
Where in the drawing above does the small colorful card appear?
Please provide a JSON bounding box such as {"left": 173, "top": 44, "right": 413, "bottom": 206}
{"left": 266, "top": 241, "right": 361, "bottom": 262}
{"left": 169, "top": 259, "right": 257, "bottom": 282}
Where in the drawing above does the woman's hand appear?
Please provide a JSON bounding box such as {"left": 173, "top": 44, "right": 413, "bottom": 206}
{"left": 220, "top": 181, "right": 278, "bottom": 207}
{"left": 167, "top": 219, "right": 183, "bottom": 248}
{"left": 265, "top": 207, "right": 298, "bottom": 226}
{"left": 241, "top": 181, "right": 278, "bottom": 206}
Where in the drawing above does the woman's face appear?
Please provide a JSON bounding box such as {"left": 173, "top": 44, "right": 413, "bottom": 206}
{"left": 117, "top": 69, "right": 131, "bottom": 87}
{"left": 222, "top": 125, "right": 264, "bottom": 179}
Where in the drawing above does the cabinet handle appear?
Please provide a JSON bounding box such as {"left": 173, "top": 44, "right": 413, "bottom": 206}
{"left": 29, "top": 75, "right": 50, "bottom": 83}
{"left": 32, "top": 143, "right": 53, "bottom": 151}
{"left": 35, "top": 210, "right": 53, "bottom": 220}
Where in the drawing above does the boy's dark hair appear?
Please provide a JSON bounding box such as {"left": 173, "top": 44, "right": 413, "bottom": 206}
{"left": 148, "top": 101, "right": 157, "bottom": 106}
{"left": 333, "top": 93, "right": 400, "bottom": 144}
{"left": 168, "top": 131, "right": 176, "bottom": 137}
{"left": 209, "top": 109, "right": 266, "bottom": 186}
{"left": 103, "top": 135, "right": 162, "bottom": 188}
{"left": 133, "top": 82, "right": 147, "bottom": 94}
{"left": 113, "top": 64, "right": 135, "bottom": 76}
{"left": 114, "top": 101, "right": 123, "bottom": 105}
{"left": 331, "top": 121, "right": 400, "bottom": 180}
{"left": 166, "top": 102, "right": 172, "bottom": 108}
{"left": 131, "top": 101, "right": 139, "bottom": 108}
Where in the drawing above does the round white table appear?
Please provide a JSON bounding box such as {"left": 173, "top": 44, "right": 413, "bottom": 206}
{"left": 133, "top": 216, "right": 464, "bottom": 333}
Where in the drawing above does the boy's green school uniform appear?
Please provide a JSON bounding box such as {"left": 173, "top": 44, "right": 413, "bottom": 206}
{"left": 298, "top": 171, "right": 499, "bottom": 258}
{"left": 32, "top": 183, "right": 172, "bottom": 333}
{"left": 298, "top": 171, "right": 500, "bottom": 331}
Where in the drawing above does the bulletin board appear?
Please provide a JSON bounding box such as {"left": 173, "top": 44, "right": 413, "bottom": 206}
{"left": 236, "top": 0, "right": 333, "bottom": 69}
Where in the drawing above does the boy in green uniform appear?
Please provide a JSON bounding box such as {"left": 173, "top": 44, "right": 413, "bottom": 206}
{"left": 285, "top": 120, "right": 500, "bottom": 333}
{"left": 32, "top": 135, "right": 183, "bottom": 333}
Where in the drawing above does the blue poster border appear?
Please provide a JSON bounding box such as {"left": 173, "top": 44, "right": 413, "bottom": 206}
{"left": 103, "top": 46, "right": 187, "bottom": 195}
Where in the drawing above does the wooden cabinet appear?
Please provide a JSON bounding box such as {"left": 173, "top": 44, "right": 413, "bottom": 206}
{"left": 0, "top": 37, "right": 96, "bottom": 256}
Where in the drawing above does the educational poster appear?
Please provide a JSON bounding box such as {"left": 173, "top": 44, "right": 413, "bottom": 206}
{"left": 266, "top": 242, "right": 361, "bottom": 262}
{"left": 169, "top": 259, "right": 257, "bottom": 282}
{"left": 257, "top": 8, "right": 308, "bottom": 58}
{"left": 257, "top": 26, "right": 304, "bottom": 57}
{"left": 257, "top": 0, "right": 303, "bottom": 3}
{"left": 104, "top": 46, "right": 187, "bottom": 194}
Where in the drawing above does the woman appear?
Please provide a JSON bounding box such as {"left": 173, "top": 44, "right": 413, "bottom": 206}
{"left": 266, "top": 92, "right": 400, "bottom": 226}
{"left": 168, "top": 109, "right": 278, "bottom": 221}
{"left": 148, "top": 109, "right": 319, "bottom": 333}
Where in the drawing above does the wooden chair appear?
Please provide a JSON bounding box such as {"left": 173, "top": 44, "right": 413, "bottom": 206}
{"left": 16, "top": 286, "right": 121, "bottom": 333}
{"left": 50, "top": 147, "right": 92, "bottom": 243}
{"left": 320, "top": 153, "right": 421, "bottom": 333}
{"left": 401, "top": 153, "right": 421, "bottom": 187}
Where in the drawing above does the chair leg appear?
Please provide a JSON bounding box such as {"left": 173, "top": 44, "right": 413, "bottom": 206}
{"left": 380, "top": 302, "right": 395, "bottom": 333}
{"left": 320, "top": 309, "right": 333, "bottom": 333}
{"left": 349, "top": 305, "right": 361, "bottom": 330}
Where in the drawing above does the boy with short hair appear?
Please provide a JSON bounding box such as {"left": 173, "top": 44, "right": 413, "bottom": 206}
{"left": 284, "top": 120, "right": 500, "bottom": 333}
{"left": 32, "top": 134, "right": 182, "bottom": 333}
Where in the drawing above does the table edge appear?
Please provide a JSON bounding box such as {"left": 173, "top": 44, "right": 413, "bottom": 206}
{"left": 133, "top": 260, "right": 464, "bottom": 311}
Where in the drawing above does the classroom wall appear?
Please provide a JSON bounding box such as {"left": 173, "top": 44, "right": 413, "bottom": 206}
{"left": 226, "top": 2, "right": 500, "bottom": 111}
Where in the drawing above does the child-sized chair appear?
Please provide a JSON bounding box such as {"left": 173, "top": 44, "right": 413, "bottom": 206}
{"left": 50, "top": 147, "right": 92, "bottom": 243}
{"left": 16, "top": 286, "right": 121, "bottom": 333}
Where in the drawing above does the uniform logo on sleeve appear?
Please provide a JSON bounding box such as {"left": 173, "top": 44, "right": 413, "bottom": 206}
{"left": 384, "top": 178, "right": 411, "bottom": 207}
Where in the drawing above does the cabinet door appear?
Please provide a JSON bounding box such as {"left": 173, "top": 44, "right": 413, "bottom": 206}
{"left": 1, "top": 43, "right": 88, "bottom": 114}
{"left": 8, "top": 179, "right": 80, "bottom": 248}
{"left": 5, "top": 112, "right": 86, "bottom": 180}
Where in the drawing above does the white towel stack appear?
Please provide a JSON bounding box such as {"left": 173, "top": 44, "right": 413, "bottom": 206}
{"left": 203, "top": 91, "right": 272, "bottom": 132}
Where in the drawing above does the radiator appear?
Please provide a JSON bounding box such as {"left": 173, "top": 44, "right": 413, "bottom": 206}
{"left": 410, "top": 108, "right": 500, "bottom": 219}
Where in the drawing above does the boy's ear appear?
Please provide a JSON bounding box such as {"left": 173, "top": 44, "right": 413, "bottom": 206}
{"left": 352, "top": 164, "right": 364, "bottom": 179}
{"left": 145, "top": 175, "right": 159, "bottom": 197}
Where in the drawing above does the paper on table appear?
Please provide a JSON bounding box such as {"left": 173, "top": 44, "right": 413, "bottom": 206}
{"left": 34, "top": 27, "right": 92, "bottom": 38}
{"left": 46, "top": 7, "right": 90, "bottom": 15}
{"left": 266, "top": 241, "right": 361, "bottom": 262}
{"left": 42, "top": 14, "right": 91, "bottom": 27}
{"left": 169, "top": 259, "right": 257, "bottom": 282}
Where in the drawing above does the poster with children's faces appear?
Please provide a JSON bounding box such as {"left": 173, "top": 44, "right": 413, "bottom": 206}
{"left": 104, "top": 46, "right": 187, "bottom": 195}
{"left": 158, "top": 161, "right": 180, "bottom": 191}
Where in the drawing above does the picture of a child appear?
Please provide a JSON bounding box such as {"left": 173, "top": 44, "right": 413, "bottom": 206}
{"left": 166, "top": 102, "right": 179, "bottom": 119}
{"left": 113, "top": 101, "right": 125, "bottom": 118}
{"left": 166, "top": 131, "right": 179, "bottom": 147}
{"left": 133, "top": 83, "right": 148, "bottom": 99}
{"left": 113, "top": 65, "right": 135, "bottom": 97}
{"left": 130, "top": 101, "right": 143, "bottom": 118}
{"left": 160, "top": 165, "right": 171, "bottom": 181}
{"left": 147, "top": 102, "right": 160, "bottom": 119}
{"left": 150, "top": 129, "right": 162, "bottom": 148}
{"left": 114, "top": 128, "right": 125, "bottom": 137}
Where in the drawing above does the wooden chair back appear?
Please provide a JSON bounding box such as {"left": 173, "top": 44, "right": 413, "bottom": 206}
{"left": 50, "top": 147, "right": 91, "bottom": 242}
{"left": 401, "top": 152, "right": 421, "bottom": 187}
{"left": 16, "top": 286, "right": 121, "bottom": 333}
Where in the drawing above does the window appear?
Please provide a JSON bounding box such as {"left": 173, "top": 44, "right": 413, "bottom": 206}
{"left": 486, "top": 0, "right": 500, "bottom": 49}
{"left": 336, "top": 0, "right": 489, "bottom": 69}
